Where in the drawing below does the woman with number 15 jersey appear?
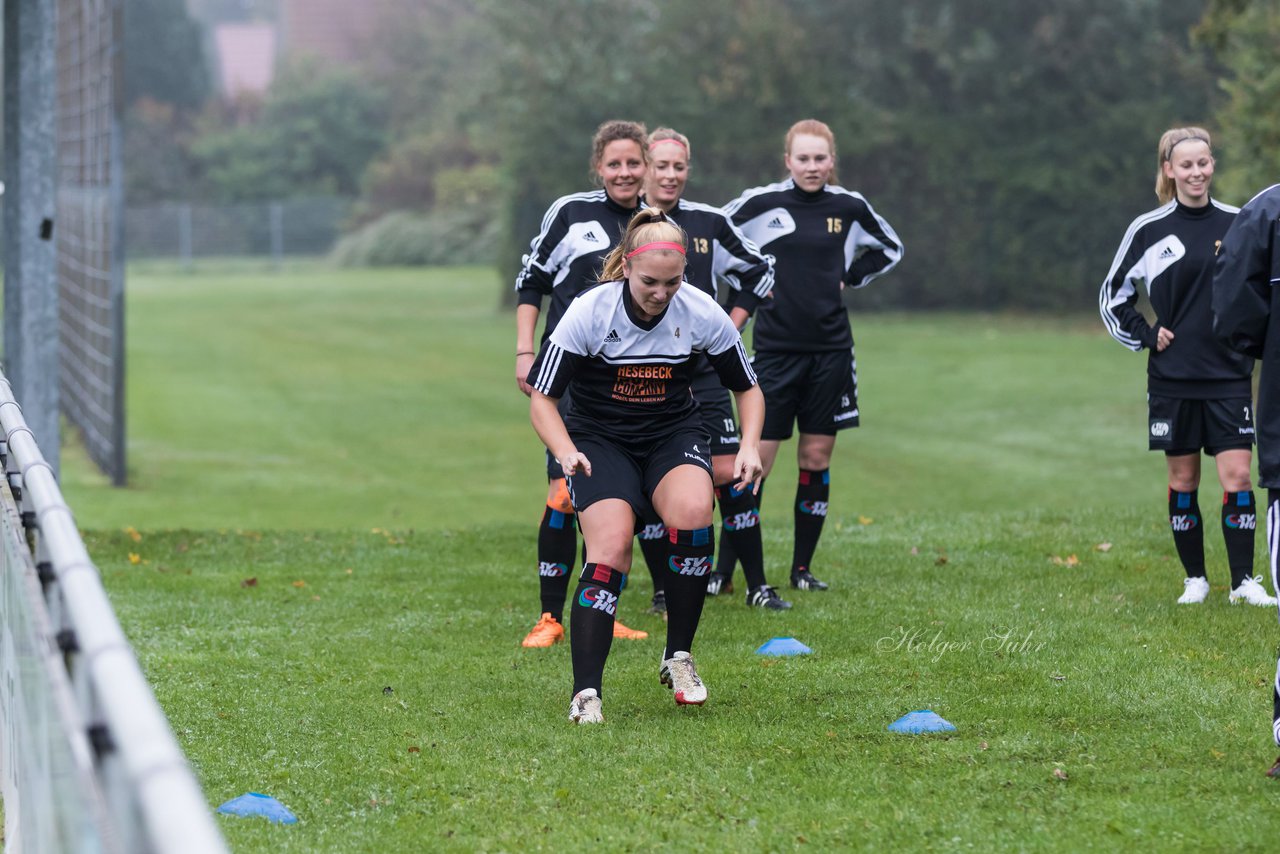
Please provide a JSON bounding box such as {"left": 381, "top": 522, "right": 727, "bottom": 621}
{"left": 722, "top": 118, "right": 903, "bottom": 593}
{"left": 1100, "top": 126, "right": 1273, "bottom": 607}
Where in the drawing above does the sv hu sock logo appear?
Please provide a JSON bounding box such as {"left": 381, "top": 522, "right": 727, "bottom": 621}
{"left": 668, "top": 556, "right": 712, "bottom": 576}
{"left": 798, "top": 500, "right": 829, "bottom": 516}
{"left": 577, "top": 586, "right": 618, "bottom": 615}
{"left": 1226, "top": 513, "right": 1256, "bottom": 530}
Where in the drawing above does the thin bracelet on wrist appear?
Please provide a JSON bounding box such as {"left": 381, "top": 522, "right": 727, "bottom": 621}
{"left": 516, "top": 350, "right": 534, "bottom": 356}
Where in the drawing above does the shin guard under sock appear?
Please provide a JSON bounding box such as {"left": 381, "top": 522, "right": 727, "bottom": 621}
{"left": 717, "top": 484, "right": 765, "bottom": 589}
{"left": 1222, "top": 491, "right": 1257, "bottom": 589}
{"left": 1168, "top": 489, "right": 1205, "bottom": 579}
{"left": 537, "top": 506, "right": 576, "bottom": 621}
{"left": 636, "top": 513, "right": 667, "bottom": 595}
{"left": 793, "top": 469, "right": 830, "bottom": 575}
{"left": 570, "top": 563, "right": 623, "bottom": 697}
{"left": 663, "top": 526, "right": 715, "bottom": 659}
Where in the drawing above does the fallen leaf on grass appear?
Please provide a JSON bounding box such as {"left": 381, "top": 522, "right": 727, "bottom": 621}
{"left": 858, "top": 515, "right": 873, "bottom": 525}
{"left": 1050, "top": 555, "right": 1080, "bottom": 567}
{"left": 408, "top": 746, "right": 420, "bottom": 754}
{"left": 128, "top": 553, "right": 141, "bottom": 565}
{"left": 1094, "top": 542, "right": 1113, "bottom": 552}
{"left": 910, "top": 547, "right": 919, "bottom": 555}
{"left": 240, "top": 577, "right": 258, "bottom": 588}
{"left": 935, "top": 555, "right": 948, "bottom": 566}
{"left": 124, "top": 526, "right": 142, "bottom": 543}
{"left": 292, "top": 579, "right": 306, "bottom": 588}
{"left": 979, "top": 742, "right": 989, "bottom": 750}
{"left": 1053, "top": 768, "right": 1068, "bottom": 781}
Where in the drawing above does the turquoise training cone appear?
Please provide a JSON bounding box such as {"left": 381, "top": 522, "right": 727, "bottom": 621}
{"left": 217, "top": 792, "right": 298, "bottom": 824}
{"left": 755, "top": 636, "right": 812, "bottom": 656}
{"left": 887, "top": 710, "right": 956, "bottom": 734}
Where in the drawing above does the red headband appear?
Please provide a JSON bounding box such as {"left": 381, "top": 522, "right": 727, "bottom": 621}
{"left": 626, "top": 241, "right": 686, "bottom": 258}
{"left": 648, "top": 138, "right": 688, "bottom": 152}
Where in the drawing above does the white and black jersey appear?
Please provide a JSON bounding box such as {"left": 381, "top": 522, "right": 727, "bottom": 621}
{"left": 1213, "top": 184, "right": 1280, "bottom": 485}
{"left": 666, "top": 198, "right": 774, "bottom": 311}
{"left": 515, "top": 190, "right": 641, "bottom": 342}
{"left": 528, "top": 280, "right": 757, "bottom": 445}
{"left": 723, "top": 178, "right": 903, "bottom": 352}
{"left": 1100, "top": 198, "right": 1249, "bottom": 399}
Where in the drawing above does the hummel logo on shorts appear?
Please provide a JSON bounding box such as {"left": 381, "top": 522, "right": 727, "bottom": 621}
{"left": 604, "top": 329, "right": 621, "bottom": 343}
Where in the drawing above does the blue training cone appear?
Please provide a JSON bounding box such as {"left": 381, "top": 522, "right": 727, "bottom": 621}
{"left": 755, "top": 636, "right": 812, "bottom": 656}
{"left": 217, "top": 792, "right": 298, "bottom": 824}
{"left": 887, "top": 710, "right": 956, "bottom": 734}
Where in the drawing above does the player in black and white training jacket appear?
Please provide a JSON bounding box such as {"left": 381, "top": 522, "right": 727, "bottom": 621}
{"left": 527, "top": 208, "right": 764, "bottom": 724}
{"left": 514, "top": 120, "right": 651, "bottom": 649}
{"left": 723, "top": 118, "right": 902, "bottom": 593}
{"left": 1211, "top": 180, "right": 1280, "bottom": 771}
{"left": 633, "top": 127, "right": 789, "bottom": 613}
{"left": 1100, "top": 126, "right": 1273, "bottom": 608}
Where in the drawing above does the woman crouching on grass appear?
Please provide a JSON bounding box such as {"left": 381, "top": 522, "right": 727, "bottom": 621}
{"left": 527, "top": 207, "right": 764, "bottom": 724}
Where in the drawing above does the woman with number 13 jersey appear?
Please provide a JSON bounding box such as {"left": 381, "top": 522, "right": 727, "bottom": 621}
{"left": 722, "top": 118, "right": 903, "bottom": 593}
{"left": 1099, "top": 126, "right": 1273, "bottom": 607}
{"left": 514, "top": 120, "right": 651, "bottom": 648}
{"left": 635, "top": 127, "right": 790, "bottom": 613}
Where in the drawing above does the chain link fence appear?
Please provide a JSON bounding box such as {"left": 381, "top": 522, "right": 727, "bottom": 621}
{"left": 127, "top": 196, "right": 353, "bottom": 268}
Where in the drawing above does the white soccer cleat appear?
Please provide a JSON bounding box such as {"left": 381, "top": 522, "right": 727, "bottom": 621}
{"left": 1229, "top": 576, "right": 1278, "bottom": 607}
{"left": 568, "top": 688, "right": 603, "bottom": 724}
{"left": 1177, "top": 576, "right": 1210, "bottom": 604}
{"left": 659, "top": 651, "right": 707, "bottom": 706}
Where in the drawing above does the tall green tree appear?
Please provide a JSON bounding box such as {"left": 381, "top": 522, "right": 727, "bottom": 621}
{"left": 1196, "top": 0, "right": 1280, "bottom": 199}
{"left": 191, "top": 59, "right": 388, "bottom": 201}
{"left": 124, "top": 0, "right": 212, "bottom": 109}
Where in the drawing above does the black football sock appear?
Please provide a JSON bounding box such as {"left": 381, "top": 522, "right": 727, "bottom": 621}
{"left": 663, "top": 526, "right": 715, "bottom": 659}
{"left": 537, "top": 506, "right": 576, "bottom": 622}
{"left": 569, "top": 563, "right": 623, "bottom": 697}
{"left": 792, "top": 469, "right": 830, "bottom": 576}
{"left": 717, "top": 483, "right": 766, "bottom": 589}
{"left": 636, "top": 512, "right": 667, "bottom": 595}
{"left": 1168, "top": 488, "right": 1206, "bottom": 579}
{"left": 1222, "top": 490, "right": 1257, "bottom": 589}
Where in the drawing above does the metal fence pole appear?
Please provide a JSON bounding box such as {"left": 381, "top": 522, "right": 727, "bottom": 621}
{"left": 269, "top": 201, "right": 283, "bottom": 270}
{"left": 3, "top": 0, "right": 61, "bottom": 478}
{"left": 178, "top": 203, "right": 193, "bottom": 272}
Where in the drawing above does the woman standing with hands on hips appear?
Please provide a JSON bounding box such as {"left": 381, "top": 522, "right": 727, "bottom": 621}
{"left": 1100, "top": 126, "right": 1274, "bottom": 607}
{"left": 635, "top": 127, "right": 789, "bottom": 612}
{"left": 514, "top": 120, "right": 652, "bottom": 647}
{"left": 721, "top": 119, "right": 903, "bottom": 593}
{"left": 527, "top": 208, "right": 764, "bottom": 724}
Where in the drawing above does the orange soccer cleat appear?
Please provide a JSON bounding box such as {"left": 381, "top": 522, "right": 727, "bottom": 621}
{"left": 612, "top": 619, "right": 648, "bottom": 640}
{"left": 522, "top": 613, "right": 565, "bottom": 648}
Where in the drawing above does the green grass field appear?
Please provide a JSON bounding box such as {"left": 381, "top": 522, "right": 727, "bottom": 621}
{"left": 62, "top": 265, "right": 1280, "bottom": 851}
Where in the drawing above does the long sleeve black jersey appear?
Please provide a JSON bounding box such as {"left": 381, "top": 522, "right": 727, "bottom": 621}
{"left": 1099, "top": 198, "right": 1249, "bottom": 398}
{"left": 528, "top": 280, "right": 757, "bottom": 446}
{"left": 1213, "top": 184, "right": 1280, "bottom": 485}
{"left": 723, "top": 178, "right": 903, "bottom": 353}
{"left": 515, "top": 190, "right": 641, "bottom": 343}
{"left": 666, "top": 198, "right": 774, "bottom": 310}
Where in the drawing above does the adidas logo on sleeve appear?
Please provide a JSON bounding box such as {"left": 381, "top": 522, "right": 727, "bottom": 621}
{"left": 603, "top": 329, "right": 621, "bottom": 343}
